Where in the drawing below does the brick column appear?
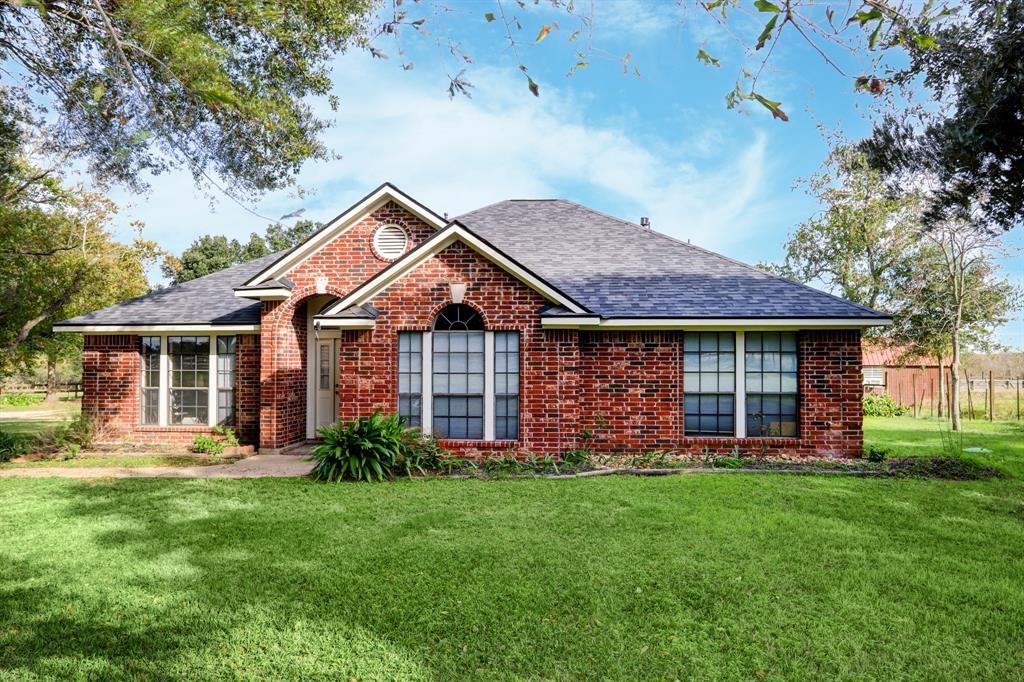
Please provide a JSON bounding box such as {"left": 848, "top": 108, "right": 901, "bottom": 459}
{"left": 82, "top": 334, "right": 140, "bottom": 437}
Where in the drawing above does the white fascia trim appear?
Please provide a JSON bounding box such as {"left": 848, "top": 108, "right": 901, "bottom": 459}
{"left": 53, "top": 324, "right": 261, "bottom": 334}
{"left": 540, "top": 316, "right": 601, "bottom": 326}
{"left": 321, "top": 225, "right": 588, "bottom": 316}
{"left": 233, "top": 288, "right": 290, "bottom": 301}
{"left": 247, "top": 185, "right": 447, "bottom": 286}
{"left": 312, "top": 317, "right": 376, "bottom": 329}
{"left": 540, "top": 317, "right": 891, "bottom": 330}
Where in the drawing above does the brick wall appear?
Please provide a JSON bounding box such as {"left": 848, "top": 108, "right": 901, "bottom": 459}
{"left": 81, "top": 333, "right": 262, "bottom": 445}
{"left": 82, "top": 334, "right": 139, "bottom": 435}
{"left": 333, "top": 241, "right": 572, "bottom": 455}
{"left": 257, "top": 202, "right": 439, "bottom": 448}
{"left": 235, "top": 334, "right": 261, "bottom": 444}
{"left": 578, "top": 331, "right": 683, "bottom": 452}
{"left": 574, "top": 328, "right": 863, "bottom": 457}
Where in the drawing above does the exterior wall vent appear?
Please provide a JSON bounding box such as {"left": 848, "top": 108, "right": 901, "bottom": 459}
{"left": 373, "top": 224, "right": 409, "bottom": 260}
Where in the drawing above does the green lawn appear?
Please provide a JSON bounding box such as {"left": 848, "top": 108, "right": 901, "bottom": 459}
{"left": 2, "top": 418, "right": 1023, "bottom": 680}
{"left": 0, "top": 397, "right": 80, "bottom": 439}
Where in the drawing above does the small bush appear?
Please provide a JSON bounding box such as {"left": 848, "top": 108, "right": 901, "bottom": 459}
{"left": 192, "top": 435, "right": 226, "bottom": 455}
{"left": 0, "top": 432, "right": 35, "bottom": 462}
{"left": 0, "top": 393, "right": 44, "bottom": 407}
{"left": 59, "top": 414, "right": 94, "bottom": 449}
{"left": 211, "top": 425, "right": 240, "bottom": 446}
{"left": 561, "top": 449, "right": 593, "bottom": 467}
{"left": 886, "top": 456, "right": 999, "bottom": 480}
{"left": 310, "top": 411, "right": 444, "bottom": 482}
{"left": 863, "top": 393, "right": 909, "bottom": 417}
{"left": 864, "top": 445, "right": 891, "bottom": 463}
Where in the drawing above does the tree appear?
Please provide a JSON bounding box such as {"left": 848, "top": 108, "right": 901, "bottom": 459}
{"left": 862, "top": 0, "right": 1024, "bottom": 231}
{"left": 0, "top": 0, "right": 375, "bottom": 200}
{"left": 891, "top": 221, "right": 1020, "bottom": 431}
{"left": 767, "top": 142, "right": 1021, "bottom": 429}
{"left": 162, "top": 219, "right": 318, "bottom": 284}
{"left": 761, "top": 146, "right": 920, "bottom": 315}
{"left": 0, "top": 150, "right": 158, "bottom": 378}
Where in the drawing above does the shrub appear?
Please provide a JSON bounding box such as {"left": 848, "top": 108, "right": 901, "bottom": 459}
{"left": 0, "top": 432, "right": 35, "bottom": 462}
{"left": 863, "top": 393, "right": 909, "bottom": 417}
{"left": 59, "top": 414, "right": 94, "bottom": 449}
{"left": 192, "top": 435, "right": 226, "bottom": 455}
{"left": 864, "top": 445, "right": 891, "bottom": 463}
{"left": 0, "top": 393, "right": 44, "bottom": 407}
{"left": 310, "top": 411, "right": 444, "bottom": 482}
{"left": 211, "top": 425, "right": 240, "bottom": 446}
{"left": 561, "top": 449, "right": 593, "bottom": 467}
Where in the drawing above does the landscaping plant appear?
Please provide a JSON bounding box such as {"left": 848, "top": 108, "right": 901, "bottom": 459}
{"left": 310, "top": 412, "right": 443, "bottom": 483}
{"left": 191, "top": 435, "right": 226, "bottom": 456}
{"left": 0, "top": 393, "right": 44, "bottom": 407}
{"left": 863, "top": 393, "right": 909, "bottom": 417}
{"left": 0, "top": 432, "right": 34, "bottom": 462}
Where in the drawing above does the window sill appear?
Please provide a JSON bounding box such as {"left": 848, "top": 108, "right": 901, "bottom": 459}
{"left": 681, "top": 435, "right": 800, "bottom": 444}
{"left": 137, "top": 425, "right": 215, "bottom": 432}
{"left": 434, "top": 439, "right": 519, "bottom": 446}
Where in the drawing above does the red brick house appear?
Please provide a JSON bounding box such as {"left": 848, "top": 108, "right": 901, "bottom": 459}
{"left": 55, "top": 184, "right": 891, "bottom": 457}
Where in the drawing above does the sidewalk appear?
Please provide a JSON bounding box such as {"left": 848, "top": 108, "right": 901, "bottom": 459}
{"left": 0, "top": 453, "right": 314, "bottom": 479}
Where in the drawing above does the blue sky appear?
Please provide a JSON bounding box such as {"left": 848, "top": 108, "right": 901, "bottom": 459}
{"left": 100, "top": 0, "right": 1022, "bottom": 348}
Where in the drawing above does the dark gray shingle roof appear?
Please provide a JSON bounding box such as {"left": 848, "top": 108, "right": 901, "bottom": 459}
{"left": 457, "top": 199, "right": 888, "bottom": 319}
{"left": 58, "top": 196, "right": 888, "bottom": 327}
{"left": 58, "top": 250, "right": 287, "bottom": 326}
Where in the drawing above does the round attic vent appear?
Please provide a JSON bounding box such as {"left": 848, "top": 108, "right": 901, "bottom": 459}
{"left": 372, "top": 224, "right": 408, "bottom": 260}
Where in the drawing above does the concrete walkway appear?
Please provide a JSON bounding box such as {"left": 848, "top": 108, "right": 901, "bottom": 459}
{"left": 0, "top": 453, "right": 315, "bottom": 479}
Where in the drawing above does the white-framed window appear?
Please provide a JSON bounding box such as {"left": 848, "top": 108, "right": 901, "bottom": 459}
{"left": 216, "top": 336, "right": 237, "bottom": 426}
{"left": 397, "top": 305, "right": 520, "bottom": 441}
{"left": 168, "top": 335, "right": 210, "bottom": 425}
{"left": 138, "top": 333, "right": 237, "bottom": 427}
{"left": 863, "top": 366, "right": 885, "bottom": 386}
{"left": 140, "top": 336, "right": 160, "bottom": 425}
{"left": 744, "top": 331, "right": 798, "bottom": 437}
{"left": 683, "top": 332, "right": 736, "bottom": 436}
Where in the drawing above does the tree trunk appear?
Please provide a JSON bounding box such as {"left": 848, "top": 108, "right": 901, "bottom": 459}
{"left": 950, "top": 334, "right": 962, "bottom": 432}
{"left": 44, "top": 355, "right": 58, "bottom": 402}
{"left": 937, "top": 355, "right": 946, "bottom": 419}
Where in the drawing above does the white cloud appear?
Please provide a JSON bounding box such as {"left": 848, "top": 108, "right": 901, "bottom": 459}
{"left": 104, "top": 54, "right": 780, "bottom": 277}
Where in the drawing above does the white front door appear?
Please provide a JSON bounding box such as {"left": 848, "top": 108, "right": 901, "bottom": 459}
{"left": 315, "top": 339, "right": 338, "bottom": 429}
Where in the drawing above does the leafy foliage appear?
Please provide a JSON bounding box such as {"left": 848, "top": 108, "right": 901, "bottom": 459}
{"left": 761, "top": 145, "right": 920, "bottom": 315}
{"left": 863, "top": 0, "right": 1024, "bottom": 231}
{"left": 310, "top": 412, "right": 444, "bottom": 482}
{"left": 863, "top": 394, "right": 909, "bottom": 418}
{"left": 0, "top": 393, "right": 44, "bottom": 407}
{"left": 191, "top": 435, "right": 226, "bottom": 456}
{"left": 0, "top": 145, "right": 159, "bottom": 377}
{"left": 0, "top": 431, "right": 34, "bottom": 462}
{"left": 864, "top": 445, "right": 891, "bottom": 463}
{"left": 162, "top": 220, "right": 319, "bottom": 284}
{"left": 0, "top": 0, "right": 375, "bottom": 198}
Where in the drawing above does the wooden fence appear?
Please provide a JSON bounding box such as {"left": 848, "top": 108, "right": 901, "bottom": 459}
{"left": 869, "top": 369, "right": 1022, "bottom": 421}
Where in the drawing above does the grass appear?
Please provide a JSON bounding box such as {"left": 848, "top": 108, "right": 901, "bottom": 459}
{"left": 2, "top": 417, "right": 1023, "bottom": 679}
{"left": 0, "top": 398, "right": 80, "bottom": 440}
{"left": 865, "top": 415, "right": 1024, "bottom": 478}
